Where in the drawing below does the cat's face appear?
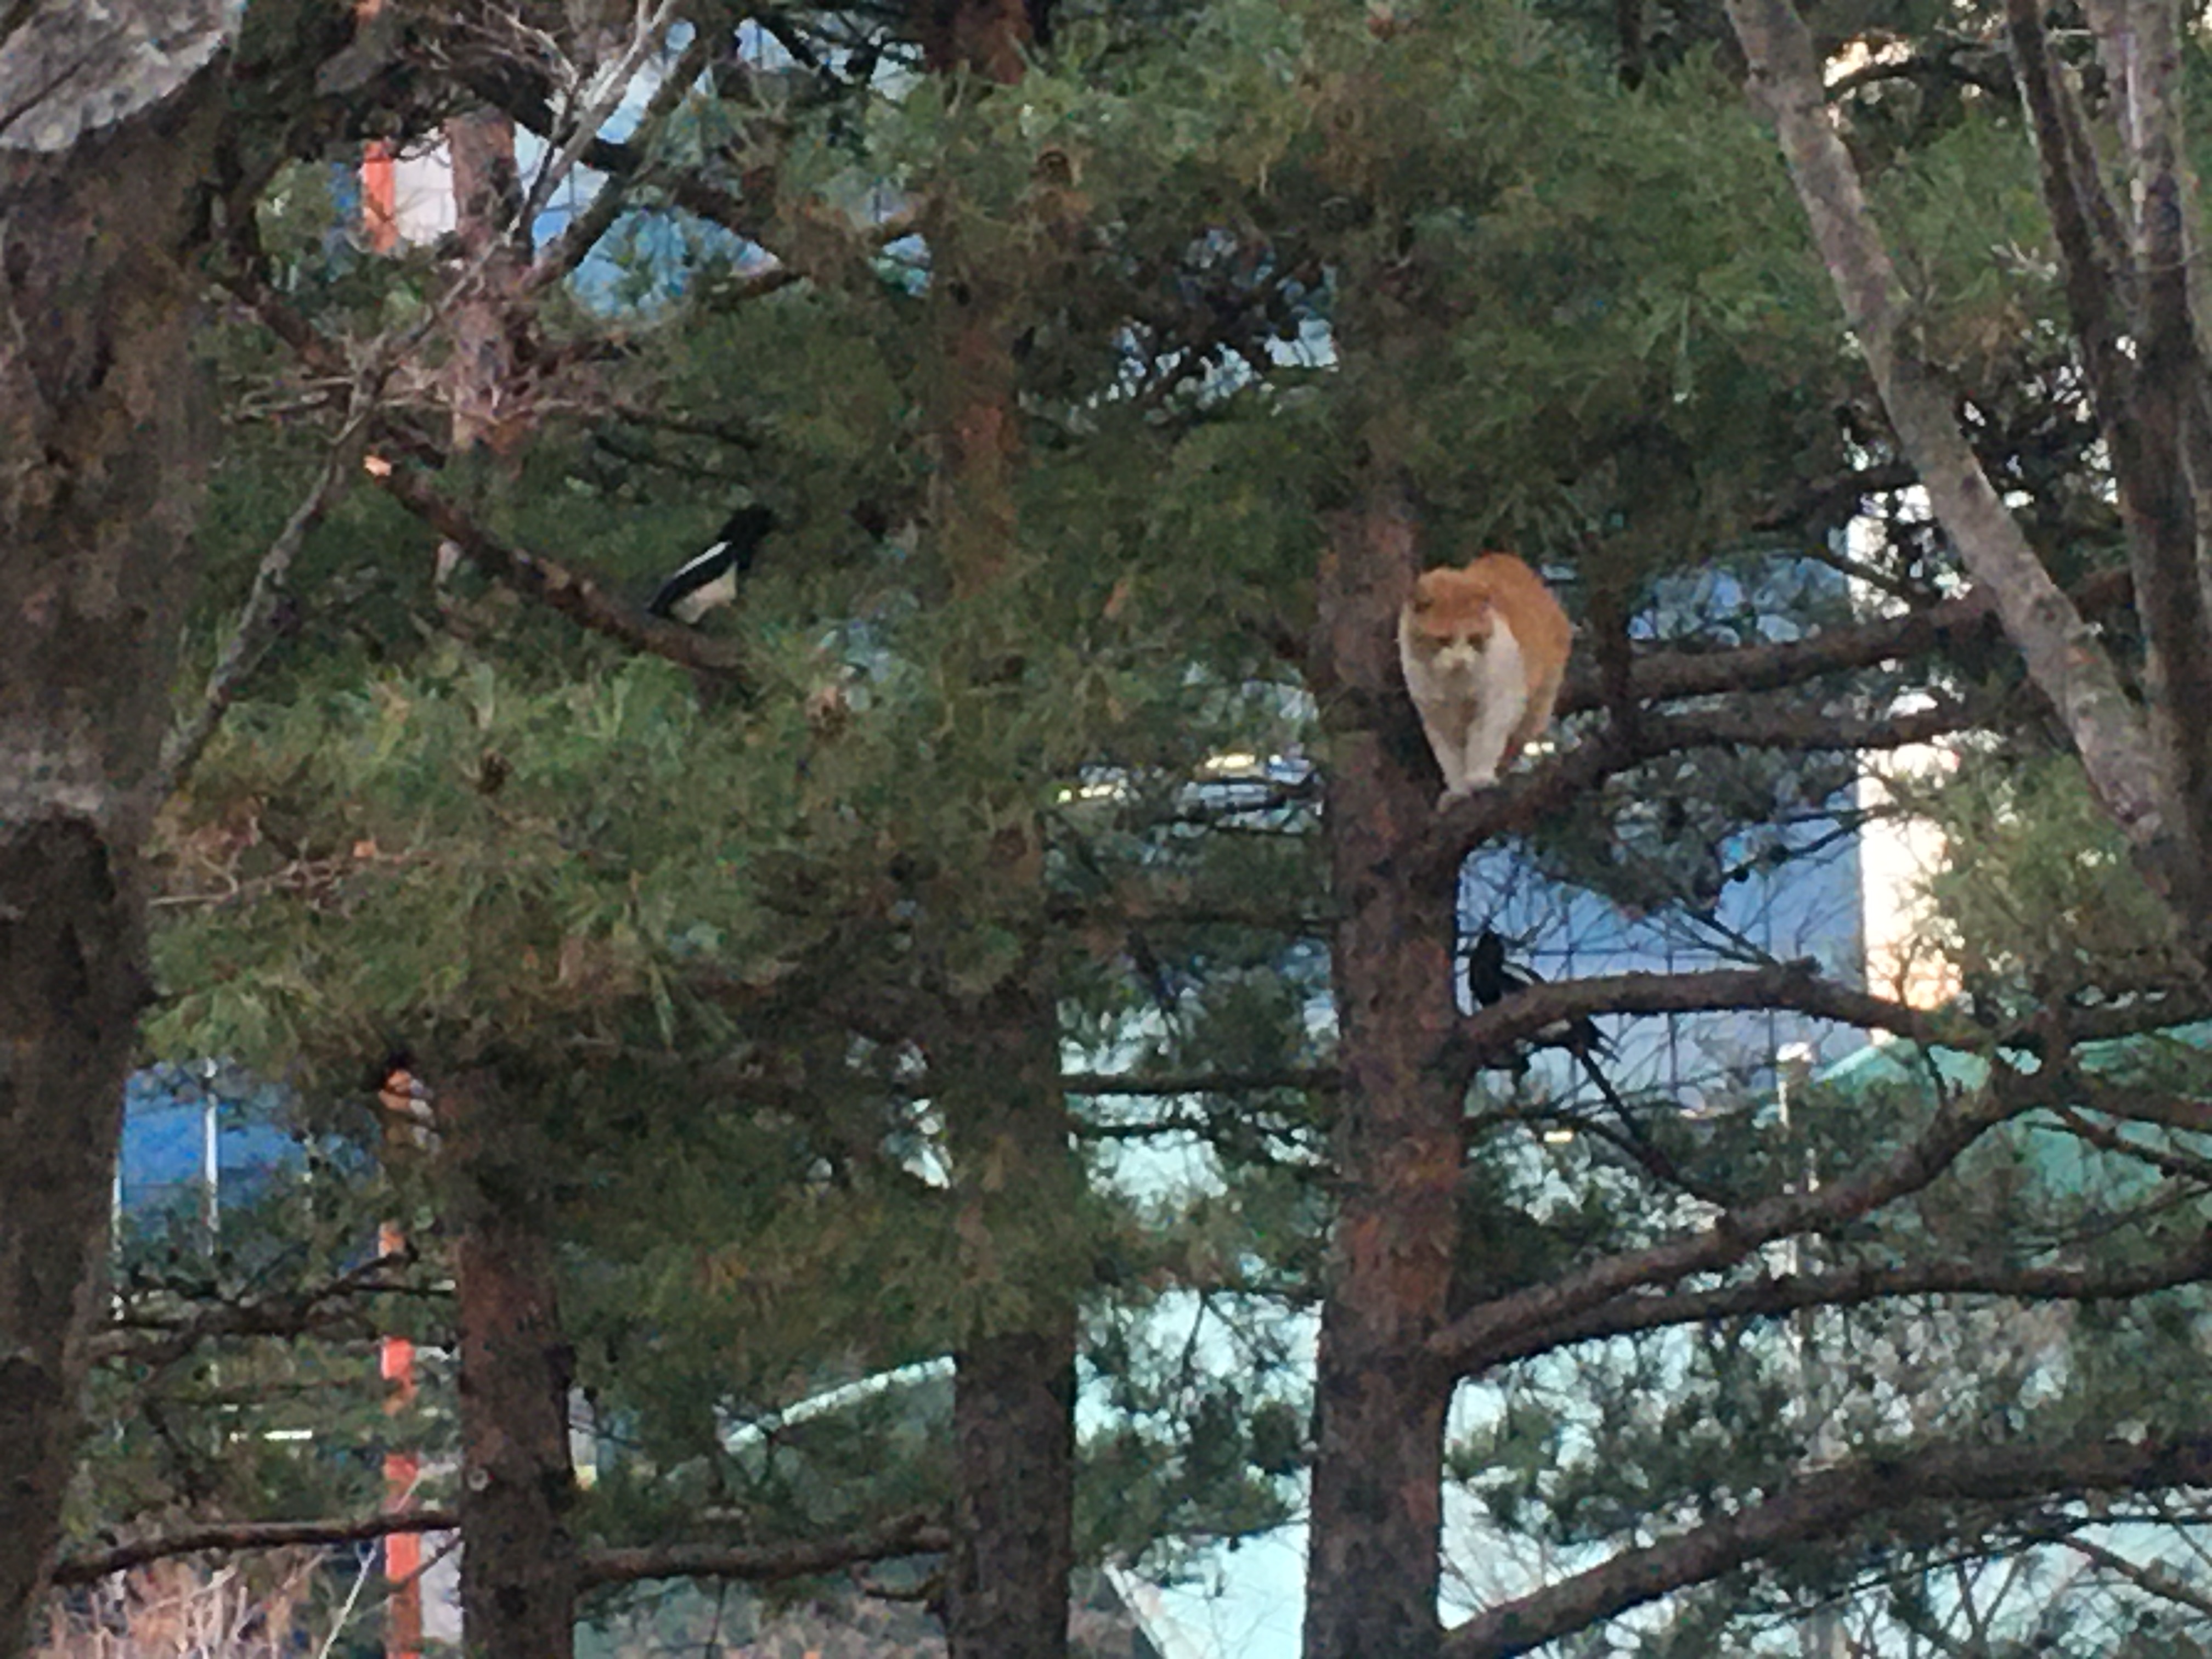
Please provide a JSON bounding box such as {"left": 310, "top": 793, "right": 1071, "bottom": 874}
{"left": 1406, "top": 568, "right": 1498, "bottom": 667}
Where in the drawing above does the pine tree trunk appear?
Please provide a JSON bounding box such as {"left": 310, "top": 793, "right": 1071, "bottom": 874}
{"left": 450, "top": 1075, "right": 578, "bottom": 1659}
{"left": 938, "top": 974, "right": 1081, "bottom": 1659}
{"left": 0, "top": 38, "right": 229, "bottom": 1652}
{"left": 0, "top": 828, "right": 152, "bottom": 1655}
{"left": 947, "top": 1327, "right": 1076, "bottom": 1657}
{"left": 931, "top": 860, "right": 1082, "bottom": 1656}
{"left": 1302, "top": 488, "right": 1462, "bottom": 1659}
{"left": 908, "top": 4, "right": 1079, "bottom": 1651}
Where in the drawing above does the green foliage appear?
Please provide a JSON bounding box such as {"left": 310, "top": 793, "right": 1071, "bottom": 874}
{"left": 1918, "top": 751, "right": 2184, "bottom": 1002}
{"left": 152, "top": 652, "right": 790, "bottom": 1071}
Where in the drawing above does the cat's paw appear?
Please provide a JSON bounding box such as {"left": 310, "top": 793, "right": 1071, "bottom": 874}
{"left": 1436, "top": 780, "right": 1496, "bottom": 810}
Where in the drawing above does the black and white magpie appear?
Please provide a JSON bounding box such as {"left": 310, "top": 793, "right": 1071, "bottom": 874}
{"left": 647, "top": 505, "right": 778, "bottom": 624}
{"left": 1464, "top": 929, "right": 1611, "bottom": 1060}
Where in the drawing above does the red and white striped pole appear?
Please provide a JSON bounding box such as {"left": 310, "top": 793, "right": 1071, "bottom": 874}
{"left": 375, "top": 1066, "right": 428, "bottom": 1659}
{"left": 357, "top": 0, "right": 398, "bottom": 254}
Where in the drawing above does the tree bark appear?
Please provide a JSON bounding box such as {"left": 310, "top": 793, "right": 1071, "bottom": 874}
{"left": 913, "top": 0, "right": 1031, "bottom": 82}
{"left": 1722, "top": 0, "right": 2195, "bottom": 917}
{"left": 449, "top": 1073, "right": 579, "bottom": 1659}
{"left": 0, "top": 14, "right": 232, "bottom": 1647}
{"left": 936, "top": 973, "right": 1082, "bottom": 1659}
{"left": 2001, "top": 0, "right": 2212, "bottom": 933}
{"left": 1302, "top": 489, "right": 1462, "bottom": 1659}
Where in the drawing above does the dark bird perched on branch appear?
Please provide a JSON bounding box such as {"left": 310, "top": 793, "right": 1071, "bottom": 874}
{"left": 1463, "top": 929, "right": 1612, "bottom": 1060}
{"left": 1464, "top": 930, "right": 1724, "bottom": 1200}
{"left": 647, "top": 505, "right": 778, "bottom": 623}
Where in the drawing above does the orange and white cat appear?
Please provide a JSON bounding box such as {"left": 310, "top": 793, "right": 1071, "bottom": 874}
{"left": 1399, "top": 554, "right": 1572, "bottom": 804}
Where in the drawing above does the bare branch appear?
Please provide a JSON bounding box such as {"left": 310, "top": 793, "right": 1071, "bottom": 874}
{"left": 52, "top": 1512, "right": 462, "bottom": 1585}
{"left": 524, "top": 23, "right": 718, "bottom": 293}
{"left": 456, "top": 33, "right": 923, "bottom": 302}
{"left": 515, "top": 0, "right": 686, "bottom": 245}
{"left": 2058, "top": 1534, "right": 2212, "bottom": 1621}
{"left": 576, "top": 1510, "right": 951, "bottom": 1587}
{"left": 1442, "top": 1436, "right": 2212, "bottom": 1658}
{"left": 1061, "top": 1068, "right": 1338, "bottom": 1097}
{"left": 156, "top": 415, "right": 371, "bottom": 799}
{"left": 456, "top": 54, "right": 771, "bottom": 249}
{"left": 216, "top": 263, "right": 449, "bottom": 471}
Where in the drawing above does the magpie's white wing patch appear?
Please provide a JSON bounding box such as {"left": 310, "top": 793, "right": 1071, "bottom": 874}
{"left": 668, "top": 540, "right": 733, "bottom": 584}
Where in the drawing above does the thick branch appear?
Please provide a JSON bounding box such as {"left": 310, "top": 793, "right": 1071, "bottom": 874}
{"left": 1678, "top": 694, "right": 1994, "bottom": 753}
{"left": 2071, "top": 1083, "right": 2212, "bottom": 1135}
{"left": 1453, "top": 962, "right": 1965, "bottom": 1077}
{"left": 1554, "top": 566, "right": 2134, "bottom": 720}
{"left": 54, "top": 1509, "right": 947, "bottom": 1589}
{"left": 2044, "top": 991, "right": 2212, "bottom": 1047}
{"left": 368, "top": 455, "right": 751, "bottom": 684}
{"left": 53, "top": 1512, "right": 462, "bottom": 1584}
{"left": 1060, "top": 1068, "right": 1338, "bottom": 1096}
{"left": 2024, "top": 0, "right": 2212, "bottom": 903}
{"left": 1465, "top": 1231, "right": 2212, "bottom": 1371}
{"left": 577, "top": 1510, "right": 951, "bottom": 1587}
{"left": 2049, "top": 1098, "right": 2212, "bottom": 1186}
{"left": 1442, "top": 1435, "right": 2212, "bottom": 1658}
{"left": 2112, "top": 0, "right": 2212, "bottom": 896}
{"left": 1724, "top": 0, "right": 2172, "bottom": 884}
{"left": 1418, "top": 701, "right": 1986, "bottom": 882}
{"left": 1459, "top": 965, "right": 2207, "bottom": 1105}
{"left": 1825, "top": 42, "right": 2010, "bottom": 100}
{"left": 1432, "top": 1071, "right": 2041, "bottom": 1370}
{"left": 2006, "top": 0, "right": 2136, "bottom": 426}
